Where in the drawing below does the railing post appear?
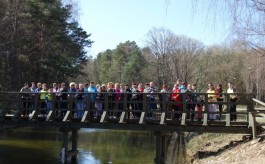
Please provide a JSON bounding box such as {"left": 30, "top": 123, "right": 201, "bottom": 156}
{"left": 181, "top": 93, "right": 187, "bottom": 125}
{"left": 0, "top": 92, "right": 7, "bottom": 119}
{"left": 226, "top": 94, "right": 231, "bottom": 126}
{"left": 203, "top": 94, "right": 208, "bottom": 126}
{"left": 100, "top": 93, "right": 108, "bottom": 123}
{"left": 160, "top": 93, "right": 166, "bottom": 125}
{"left": 46, "top": 93, "right": 55, "bottom": 121}
{"left": 247, "top": 93, "right": 254, "bottom": 122}
{"left": 61, "top": 128, "right": 68, "bottom": 164}
{"left": 119, "top": 92, "right": 127, "bottom": 123}
{"left": 250, "top": 113, "right": 257, "bottom": 139}
{"left": 139, "top": 93, "right": 147, "bottom": 124}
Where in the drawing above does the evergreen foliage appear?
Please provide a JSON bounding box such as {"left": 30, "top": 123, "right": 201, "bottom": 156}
{"left": 0, "top": 0, "right": 93, "bottom": 90}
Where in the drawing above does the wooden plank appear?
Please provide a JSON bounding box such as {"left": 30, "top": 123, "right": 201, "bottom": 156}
{"left": 46, "top": 111, "right": 53, "bottom": 121}
{"left": 248, "top": 112, "right": 253, "bottom": 127}
{"left": 119, "top": 112, "right": 126, "bottom": 123}
{"left": 139, "top": 112, "right": 145, "bottom": 124}
{"left": 255, "top": 108, "right": 265, "bottom": 111}
{"left": 63, "top": 111, "right": 71, "bottom": 122}
{"left": 100, "top": 111, "right": 107, "bottom": 123}
{"left": 203, "top": 113, "right": 208, "bottom": 126}
{"left": 251, "top": 113, "right": 257, "bottom": 139}
{"left": 226, "top": 113, "right": 230, "bottom": 126}
{"left": 160, "top": 112, "right": 165, "bottom": 125}
{"left": 253, "top": 98, "right": 265, "bottom": 107}
{"left": 81, "top": 111, "right": 89, "bottom": 122}
{"left": 29, "top": 110, "right": 37, "bottom": 120}
{"left": 181, "top": 113, "right": 186, "bottom": 125}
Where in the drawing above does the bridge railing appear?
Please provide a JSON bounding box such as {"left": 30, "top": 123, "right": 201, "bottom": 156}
{"left": 0, "top": 91, "right": 253, "bottom": 126}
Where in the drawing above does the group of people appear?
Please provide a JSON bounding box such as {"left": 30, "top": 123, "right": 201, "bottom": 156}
{"left": 206, "top": 82, "right": 238, "bottom": 121}
{"left": 19, "top": 80, "right": 238, "bottom": 121}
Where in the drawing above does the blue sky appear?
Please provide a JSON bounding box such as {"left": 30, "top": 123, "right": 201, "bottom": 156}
{"left": 77, "top": 0, "right": 229, "bottom": 57}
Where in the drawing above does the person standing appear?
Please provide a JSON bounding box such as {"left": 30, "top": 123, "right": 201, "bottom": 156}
{"left": 216, "top": 84, "right": 224, "bottom": 120}
{"left": 160, "top": 84, "right": 171, "bottom": 119}
{"left": 39, "top": 83, "right": 48, "bottom": 115}
{"left": 87, "top": 81, "right": 98, "bottom": 116}
{"left": 95, "top": 85, "right": 106, "bottom": 117}
{"left": 107, "top": 82, "right": 115, "bottom": 118}
{"left": 29, "top": 82, "right": 37, "bottom": 112}
{"left": 68, "top": 82, "right": 77, "bottom": 113}
{"left": 57, "top": 82, "right": 68, "bottom": 116}
{"left": 171, "top": 83, "right": 182, "bottom": 120}
{"left": 206, "top": 83, "right": 217, "bottom": 120}
{"left": 227, "top": 82, "right": 237, "bottom": 121}
{"left": 76, "top": 83, "right": 84, "bottom": 118}
{"left": 131, "top": 82, "right": 140, "bottom": 118}
{"left": 125, "top": 84, "right": 132, "bottom": 119}
{"left": 144, "top": 82, "right": 157, "bottom": 119}
{"left": 20, "top": 82, "right": 31, "bottom": 116}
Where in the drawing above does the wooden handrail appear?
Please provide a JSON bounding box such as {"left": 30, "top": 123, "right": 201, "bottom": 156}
{"left": 253, "top": 98, "right": 265, "bottom": 107}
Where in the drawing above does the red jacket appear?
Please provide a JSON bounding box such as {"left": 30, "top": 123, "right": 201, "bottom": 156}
{"left": 171, "top": 88, "right": 182, "bottom": 107}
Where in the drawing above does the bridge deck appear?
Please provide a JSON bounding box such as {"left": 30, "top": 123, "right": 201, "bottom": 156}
{"left": 1, "top": 112, "right": 251, "bottom": 134}
{"left": 0, "top": 92, "right": 261, "bottom": 135}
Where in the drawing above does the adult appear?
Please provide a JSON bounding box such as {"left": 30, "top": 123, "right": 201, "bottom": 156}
{"left": 57, "top": 82, "right": 68, "bottom": 116}
{"left": 171, "top": 83, "right": 182, "bottom": 120}
{"left": 192, "top": 84, "right": 202, "bottom": 121}
{"left": 144, "top": 82, "right": 157, "bottom": 119}
{"left": 131, "top": 82, "right": 141, "bottom": 118}
{"left": 125, "top": 84, "right": 132, "bottom": 119}
{"left": 39, "top": 83, "right": 48, "bottom": 114}
{"left": 206, "top": 83, "right": 217, "bottom": 120}
{"left": 227, "top": 82, "right": 237, "bottom": 121}
{"left": 160, "top": 84, "right": 171, "bottom": 119}
{"left": 76, "top": 83, "right": 84, "bottom": 118}
{"left": 216, "top": 83, "right": 224, "bottom": 120}
{"left": 160, "top": 84, "right": 171, "bottom": 110}
{"left": 87, "top": 81, "right": 98, "bottom": 109}
{"left": 51, "top": 83, "right": 59, "bottom": 110}
{"left": 68, "top": 82, "right": 77, "bottom": 111}
{"left": 107, "top": 82, "right": 115, "bottom": 118}
{"left": 186, "top": 84, "right": 194, "bottom": 121}
{"left": 95, "top": 85, "right": 106, "bottom": 117}
{"left": 20, "top": 82, "right": 31, "bottom": 116}
{"left": 29, "top": 82, "right": 37, "bottom": 111}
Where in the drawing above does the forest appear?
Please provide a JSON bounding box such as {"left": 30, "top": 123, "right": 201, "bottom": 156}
{"left": 0, "top": 0, "right": 264, "bottom": 100}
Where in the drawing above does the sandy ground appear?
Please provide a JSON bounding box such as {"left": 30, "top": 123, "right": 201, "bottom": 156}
{"left": 192, "top": 135, "right": 265, "bottom": 164}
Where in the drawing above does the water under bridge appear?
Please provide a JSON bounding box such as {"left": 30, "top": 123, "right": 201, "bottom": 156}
{"left": 0, "top": 92, "right": 264, "bottom": 163}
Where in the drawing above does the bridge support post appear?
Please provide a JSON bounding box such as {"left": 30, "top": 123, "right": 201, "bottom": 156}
{"left": 60, "top": 128, "right": 79, "bottom": 163}
{"left": 61, "top": 129, "right": 68, "bottom": 163}
{"left": 71, "top": 130, "right": 78, "bottom": 162}
{"left": 154, "top": 131, "right": 169, "bottom": 164}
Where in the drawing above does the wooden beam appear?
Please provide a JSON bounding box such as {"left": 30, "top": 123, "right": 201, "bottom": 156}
{"left": 160, "top": 112, "right": 165, "bottom": 125}
{"left": 139, "top": 112, "right": 145, "bottom": 124}
{"left": 29, "top": 110, "right": 37, "bottom": 120}
{"left": 253, "top": 98, "right": 265, "bottom": 107}
{"left": 81, "top": 111, "right": 89, "bottom": 122}
{"left": 119, "top": 112, "right": 126, "bottom": 123}
{"left": 181, "top": 113, "right": 186, "bottom": 125}
{"left": 203, "top": 113, "right": 208, "bottom": 126}
{"left": 46, "top": 111, "right": 53, "bottom": 121}
{"left": 251, "top": 113, "right": 257, "bottom": 139}
{"left": 63, "top": 111, "right": 71, "bottom": 122}
{"left": 226, "top": 113, "right": 230, "bottom": 126}
{"left": 100, "top": 111, "right": 107, "bottom": 123}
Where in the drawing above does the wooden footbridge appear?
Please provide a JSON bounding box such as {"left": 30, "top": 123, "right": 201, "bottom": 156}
{"left": 0, "top": 92, "right": 264, "bottom": 163}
